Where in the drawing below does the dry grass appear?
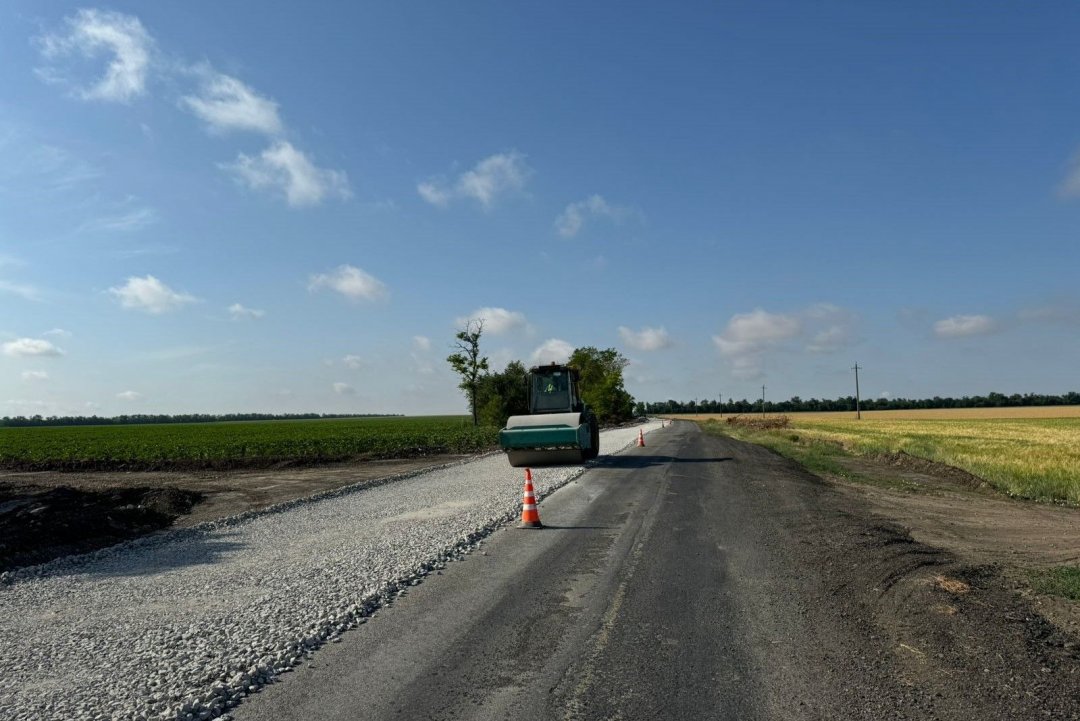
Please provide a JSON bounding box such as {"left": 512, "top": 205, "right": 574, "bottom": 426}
{"left": 687, "top": 410, "right": 1080, "bottom": 505}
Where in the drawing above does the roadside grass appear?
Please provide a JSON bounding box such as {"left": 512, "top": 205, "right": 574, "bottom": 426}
{"left": 697, "top": 416, "right": 1080, "bottom": 504}
{"left": 1029, "top": 567, "right": 1080, "bottom": 601}
{"left": 697, "top": 419, "right": 917, "bottom": 492}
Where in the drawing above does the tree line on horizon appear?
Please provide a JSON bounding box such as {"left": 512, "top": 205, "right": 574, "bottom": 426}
{"left": 641, "top": 391, "right": 1080, "bottom": 415}
{"left": 0, "top": 412, "right": 401, "bottom": 428}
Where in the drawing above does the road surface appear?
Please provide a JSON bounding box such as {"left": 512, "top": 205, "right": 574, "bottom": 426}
{"left": 233, "top": 422, "right": 1080, "bottom": 720}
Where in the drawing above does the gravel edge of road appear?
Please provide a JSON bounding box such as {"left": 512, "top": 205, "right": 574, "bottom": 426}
{"left": 0, "top": 453, "right": 499, "bottom": 587}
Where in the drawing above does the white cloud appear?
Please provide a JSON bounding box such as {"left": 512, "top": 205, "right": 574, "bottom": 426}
{"left": 711, "top": 304, "right": 857, "bottom": 378}
{"left": 412, "top": 335, "right": 431, "bottom": 352}
{"left": 2, "top": 338, "right": 64, "bottom": 358}
{"left": 418, "top": 151, "right": 531, "bottom": 209}
{"left": 79, "top": 206, "right": 157, "bottom": 232}
{"left": 116, "top": 390, "right": 142, "bottom": 401}
{"left": 879, "top": 391, "right": 891, "bottom": 399}
{"left": 343, "top": 355, "right": 364, "bottom": 369}
{"left": 333, "top": 382, "right": 356, "bottom": 395}
{"left": 43, "top": 328, "right": 72, "bottom": 338}
{"left": 618, "top": 325, "right": 672, "bottom": 351}
{"left": 803, "top": 303, "right": 857, "bottom": 353}
{"left": 530, "top": 338, "right": 574, "bottom": 366}
{"left": 308, "top": 265, "right": 388, "bottom": 302}
{"left": 455, "top": 307, "right": 527, "bottom": 335}
{"left": 228, "top": 303, "right": 265, "bottom": 320}
{"left": 108, "top": 275, "right": 197, "bottom": 314}
{"left": 37, "top": 9, "right": 154, "bottom": 103}
{"left": 555, "top": 195, "right": 631, "bottom": 238}
{"left": 21, "top": 370, "right": 49, "bottom": 382}
{"left": 713, "top": 309, "right": 801, "bottom": 380}
{"left": 182, "top": 67, "right": 283, "bottom": 135}
{"left": 222, "top": 141, "right": 350, "bottom": 207}
{"left": 933, "top": 314, "right": 998, "bottom": 338}
{"left": 0, "top": 280, "right": 43, "bottom": 302}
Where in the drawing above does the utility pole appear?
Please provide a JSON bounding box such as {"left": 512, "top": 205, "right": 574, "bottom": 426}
{"left": 761, "top": 384, "right": 766, "bottom": 418}
{"left": 852, "top": 362, "right": 862, "bottom": 420}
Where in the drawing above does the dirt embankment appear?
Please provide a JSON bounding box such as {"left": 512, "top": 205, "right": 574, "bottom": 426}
{"left": 0, "top": 455, "right": 468, "bottom": 572}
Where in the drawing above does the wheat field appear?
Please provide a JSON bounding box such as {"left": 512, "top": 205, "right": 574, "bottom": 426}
{"left": 680, "top": 409, "right": 1080, "bottom": 504}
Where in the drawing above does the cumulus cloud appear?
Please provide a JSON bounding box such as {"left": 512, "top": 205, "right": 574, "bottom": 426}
{"left": 2, "top": 338, "right": 64, "bottom": 357}
{"left": 555, "top": 195, "right": 631, "bottom": 238}
{"left": 803, "top": 303, "right": 857, "bottom": 353}
{"left": 530, "top": 338, "right": 574, "bottom": 365}
{"left": 712, "top": 304, "right": 858, "bottom": 378}
{"left": 618, "top": 325, "right": 672, "bottom": 351}
{"left": 934, "top": 314, "right": 998, "bottom": 338}
{"left": 37, "top": 9, "right": 154, "bottom": 103}
{"left": 182, "top": 67, "right": 282, "bottom": 135}
{"left": 21, "top": 370, "right": 49, "bottom": 381}
{"left": 412, "top": 335, "right": 431, "bottom": 352}
{"left": 108, "top": 275, "right": 197, "bottom": 314}
{"left": 116, "top": 390, "right": 142, "bottom": 401}
{"left": 309, "top": 265, "right": 388, "bottom": 302}
{"left": 222, "top": 141, "right": 350, "bottom": 207}
{"left": 455, "top": 307, "right": 527, "bottom": 335}
{"left": 343, "top": 355, "right": 364, "bottom": 369}
{"left": 333, "top": 382, "right": 356, "bottom": 395}
{"left": 418, "top": 151, "right": 531, "bottom": 209}
{"left": 228, "top": 303, "right": 265, "bottom": 320}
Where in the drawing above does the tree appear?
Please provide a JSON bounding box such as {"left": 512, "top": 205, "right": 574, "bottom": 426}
{"left": 568, "top": 346, "right": 635, "bottom": 423}
{"left": 447, "top": 320, "right": 489, "bottom": 426}
{"left": 475, "top": 360, "right": 530, "bottom": 427}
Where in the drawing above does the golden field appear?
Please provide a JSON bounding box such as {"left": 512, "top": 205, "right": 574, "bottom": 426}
{"left": 681, "top": 405, "right": 1080, "bottom": 421}
{"left": 682, "top": 409, "right": 1080, "bottom": 505}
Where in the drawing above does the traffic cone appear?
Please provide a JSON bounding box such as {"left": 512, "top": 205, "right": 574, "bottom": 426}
{"left": 637, "top": 429, "right": 646, "bottom": 447}
{"left": 520, "top": 469, "right": 542, "bottom": 529}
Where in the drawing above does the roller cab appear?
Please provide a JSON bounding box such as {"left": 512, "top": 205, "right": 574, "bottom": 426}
{"left": 499, "top": 364, "right": 600, "bottom": 467}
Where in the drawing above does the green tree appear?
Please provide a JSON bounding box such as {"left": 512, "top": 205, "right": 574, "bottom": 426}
{"left": 447, "top": 320, "right": 489, "bottom": 426}
{"left": 568, "top": 346, "right": 635, "bottom": 423}
{"left": 475, "top": 360, "right": 530, "bottom": 427}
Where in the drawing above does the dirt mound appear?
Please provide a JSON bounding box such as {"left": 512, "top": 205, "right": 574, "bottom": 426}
{"left": 723, "top": 414, "right": 791, "bottom": 430}
{"left": 870, "top": 450, "right": 991, "bottom": 491}
{"left": 0, "top": 484, "right": 203, "bottom": 572}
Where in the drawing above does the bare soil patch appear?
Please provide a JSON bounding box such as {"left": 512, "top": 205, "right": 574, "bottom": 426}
{"left": 823, "top": 451, "right": 1080, "bottom": 637}
{"left": 0, "top": 455, "right": 468, "bottom": 572}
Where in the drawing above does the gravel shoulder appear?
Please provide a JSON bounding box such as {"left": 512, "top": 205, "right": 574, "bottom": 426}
{"left": 0, "top": 456, "right": 469, "bottom": 571}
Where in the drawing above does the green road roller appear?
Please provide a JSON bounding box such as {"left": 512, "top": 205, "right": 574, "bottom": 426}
{"left": 498, "top": 363, "right": 600, "bottom": 467}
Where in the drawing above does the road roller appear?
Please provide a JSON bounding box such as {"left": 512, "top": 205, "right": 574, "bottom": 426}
{"left": 498, "top": 363, "right": 600, "bottom": 467}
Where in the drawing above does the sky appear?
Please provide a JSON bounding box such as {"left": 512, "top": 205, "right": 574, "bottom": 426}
{"left": 2, "top": 1, "right": 1079, "bottom": 416}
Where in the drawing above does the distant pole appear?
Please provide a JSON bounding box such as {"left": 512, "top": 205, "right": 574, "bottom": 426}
{"left": 719, "top": 392, "right": 722, "bottom": 418}
{"left": 761, "top": 384, "right": 766, "bottom": 417}
{"left": 852, "top": 362, "right": 862, "bottom": 420}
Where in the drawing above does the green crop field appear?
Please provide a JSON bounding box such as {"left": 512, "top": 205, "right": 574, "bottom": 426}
{"left": 0, "top": 416, "right": 499, "bottom": 471}
{"left": 698, "top": 415, "right": 1080, "bottom": 505}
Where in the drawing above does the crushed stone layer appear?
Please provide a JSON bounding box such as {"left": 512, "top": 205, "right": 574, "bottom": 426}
{"left": 0, "top": 422, "right": 660, "bottom": 721}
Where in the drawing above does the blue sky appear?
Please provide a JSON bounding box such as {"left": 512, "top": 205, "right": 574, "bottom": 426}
{"left": 2, "top": 2, "right": 1079, "bottom": 416}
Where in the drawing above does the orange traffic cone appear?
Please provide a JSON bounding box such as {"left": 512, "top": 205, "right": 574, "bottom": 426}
{"left": 520, "top": 469, "right": 542, "bottom": 529}
{"left": 637, "top": 429, "right": 646, "bottom": 447}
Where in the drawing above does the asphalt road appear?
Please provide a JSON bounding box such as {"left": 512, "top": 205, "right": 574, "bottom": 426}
{"left": 233, "top": 422, "right": 1080, "bottom": 721}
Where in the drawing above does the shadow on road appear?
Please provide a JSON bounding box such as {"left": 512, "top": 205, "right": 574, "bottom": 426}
{"left": 590, "top": 455, "right": 733, "bottom": 469}
{"left": 19, "top": 531, "right": 247, "bottom": 581}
